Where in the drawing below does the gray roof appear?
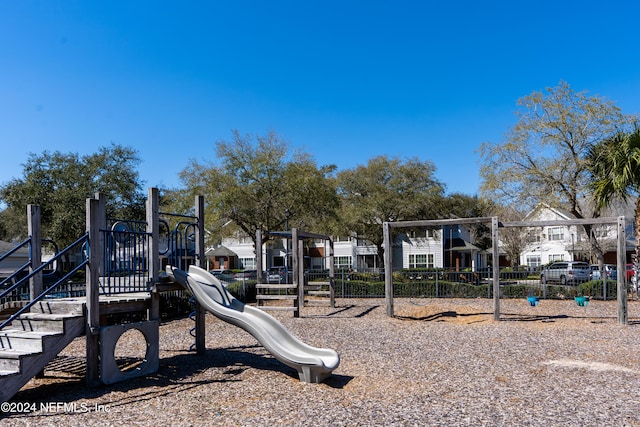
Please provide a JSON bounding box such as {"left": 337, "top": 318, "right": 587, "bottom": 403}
{"left": 205, "top": 245, "right": 238, "bottom": 257}
{"left": 0, "top": 240, "right": 28, "bottom": 255}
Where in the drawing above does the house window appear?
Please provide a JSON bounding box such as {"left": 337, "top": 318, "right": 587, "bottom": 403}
{"left": 526, "top": 229, "right": 541, "bottom": 243}
{"left": 409, "top": 229, "right": 438, "bottom": 239}
{"left": 356, "top": 237, "right": 373, "bottom": 247}
{"left": 549, "top": 254, "right": 565, "bottom": 262}
{"left": 334, "top": 256, "right": 352, "bottom": 270}
{"left": 592, "top": 225, "right": 611, "bottom": 238}
{"left": 409, "top": 254, "right": 434, "bottom": 269}
{"left": 548, "top": 227, "right": 564, "bottom": 241}
{"left": 526, "top": 255, "right": 541, "bottom": 268}
{"left": 239, "top": 257, "right": 256, "bottom": 269}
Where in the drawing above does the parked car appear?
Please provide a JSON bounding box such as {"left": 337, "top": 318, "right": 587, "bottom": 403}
{"left": 589, "top": 264, "right": 617, "bottom": 280}
{"left": 540, "top": 261, "right": 590, "bottom": 285}
{"left": 233, "top": 270, "right": 257, "bottom": 280}
{"left": 209, "top": 269, "right": 236, "bottom": 283}
{"left": 626, "top": 264, "right": 637, "bottom": 281}
{"left": 267, "top": 266, "right": 289, "bottom": 283}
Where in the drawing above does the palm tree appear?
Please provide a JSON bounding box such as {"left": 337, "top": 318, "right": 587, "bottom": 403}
{"left": 588, "top": 126, "right": 640, "bottom": 282}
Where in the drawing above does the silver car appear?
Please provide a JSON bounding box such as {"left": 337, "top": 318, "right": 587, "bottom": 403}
{"left": 589, "top": 264, "right": 617, "bottom": 280}
{"left": 540, "top": 261, "right": 590, "bottom": 285}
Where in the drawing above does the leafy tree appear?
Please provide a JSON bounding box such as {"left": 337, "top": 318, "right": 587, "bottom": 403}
{"left": 588, "top": 126, "right": 640, "bottom": 273}
{"left": 178, "top": 130, "right": 339, "bottom": 247}
{"left": 479, "top": 81, "right": 636, "bottom": 264}
{"left": 336, "top": 155, "right": 445, "bottom": 267}
{"left": 479, "top": 81, "right": 635, "bottom": 217}
{"left": 0, "top": 144, "right": 146, "bottom": 247}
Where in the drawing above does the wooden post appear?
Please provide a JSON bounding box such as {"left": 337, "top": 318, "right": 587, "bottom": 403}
{"left": 85, "top": 197, "right": 102, "bottom": 386}
{"left": 383, "top": 222, "right": 393, "bottom": 317}
{"left": 292, "top": 228, "right": 301, "bottom": 317}
{"left": 28, "top": 205, "right": 44, "bottom": 378}
{"left": 27, "top": 205, "right": 42, "bottom": 299}
{"left": 147, "top": 187, "right": 160, "bottom": 321}
{"left": 492, "top": 217, "right": 500, "bottom": 321}
{"left": 194, "top": 195, "right": 206, "bottom": 354}
{"left": 298, "top": 234, "right": 304, "bottom": 314}
{"left": 329, "top": 237, "right": 335, "bottom": 308}
{"left": 95, "top": 192, "right": 106, "bottom": 277}
{"left": 617, "top": 216, "right": 628, "bottom": 325}
{"left": 256, "top": 229, "right": 263, "bottom": 283}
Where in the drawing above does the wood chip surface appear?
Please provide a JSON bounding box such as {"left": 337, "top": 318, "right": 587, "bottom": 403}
{"left": 4, "top": 298, "right": 640, "bottom": 426}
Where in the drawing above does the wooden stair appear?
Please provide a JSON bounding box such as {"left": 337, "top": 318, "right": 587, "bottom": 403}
{"left": 304, "top": 281, "right": 334, "bottom": 307}
{"left": 0, "top": 299, "right": 85, "bottom": 402}
{"left": 256, "top": 284, "right": 298, "bottom": 312}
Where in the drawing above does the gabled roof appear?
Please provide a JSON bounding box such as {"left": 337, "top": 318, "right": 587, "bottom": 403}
{"left": 205, "top": 245, "right": 237, "bottom": 257}
{"left": 522, "top": 203, "right": 576, "bottom": 222}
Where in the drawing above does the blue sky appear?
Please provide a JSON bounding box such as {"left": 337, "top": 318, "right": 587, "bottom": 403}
{"left": 1, "top": 1, "right": 639, "bottom": 196}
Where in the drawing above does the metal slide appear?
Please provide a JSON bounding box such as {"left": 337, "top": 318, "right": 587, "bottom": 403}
{"left": 166, "top": 265, "right": 340, "bottom": 383}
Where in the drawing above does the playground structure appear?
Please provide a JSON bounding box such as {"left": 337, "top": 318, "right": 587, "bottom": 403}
{"left": 383, "top": 216, "right": 630, "bottom": 324}
{"left": 254, "top": 229, "right": 336, "bottom": 316}
{"left": 0, "top": 185, "right": 634, "bottom": 401}
{"left": 0, "top": 188, "right": 340, "bottom": 402}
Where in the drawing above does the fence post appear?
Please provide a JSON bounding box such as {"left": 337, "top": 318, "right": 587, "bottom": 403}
{"left": 85, "top": 196, "right": 102, "bottom": 386}
{"left": 27, "top": 205, "right": 42, "bottom": 299}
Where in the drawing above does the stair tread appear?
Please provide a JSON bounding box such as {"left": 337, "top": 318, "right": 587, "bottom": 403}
{"left": 257, "top": 306, "right": 298, "bottom": 311}
{"left": 0, "top": 368, "right": 20, "bottom": 376}
{"left": 0, "top": 329, "right": 61, "bottom": 338}
{"left": 256, "top": 284, "right": 298, "bottom": 289}
{"left": 18, "top": 312, "right": 83, "bottom": 321}
{"left": 256, "top": 295, "right": 298, "bottom": 300}
{"left": 0, "top": 348, "right": 41, "bottom": 358}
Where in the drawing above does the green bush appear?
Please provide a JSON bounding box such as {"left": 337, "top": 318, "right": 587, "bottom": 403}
{"left": 226, "top": 280, "right": 257, "bottom": 303}
{"left": 578, "top": 280, "right": 617, "bottom": 299}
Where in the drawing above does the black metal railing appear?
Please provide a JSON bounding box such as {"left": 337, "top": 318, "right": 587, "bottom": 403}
{"left": 0, "top": 233, "right": 89, "bottom": 330}
{"left": 100, "top": 219, "right": 152, "bottom": 294}
{"left": 159, "top": 213, "right": 198, "bottom": 271}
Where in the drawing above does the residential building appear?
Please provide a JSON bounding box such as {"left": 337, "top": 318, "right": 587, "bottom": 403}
{"left": 519, "top": 204, "right": 634, "bottom": 268}
{"left": 211, "top": 224, "right": 484, "bottom": 273}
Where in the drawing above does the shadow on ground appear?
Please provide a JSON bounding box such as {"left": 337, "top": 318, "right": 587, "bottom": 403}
{"left": 303, "top": 304, "right": 380, "bottom": 318}
{"left": 9, "top": 344, "right": 351, "bottom": 412}
{"left": 395, "top": 310, "right": 615, "bottom": 324}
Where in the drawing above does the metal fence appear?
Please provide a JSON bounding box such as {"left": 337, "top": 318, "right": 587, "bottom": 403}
{"left": 326, "top": 267, "right": 623, "bottom": 301}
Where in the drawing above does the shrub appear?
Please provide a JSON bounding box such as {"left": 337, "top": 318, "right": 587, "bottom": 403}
{"left": 578, "top": 280, "right": 617, "bottom": 300}
{"left": 226, "top": 280, "right": 257, "bottom": 303}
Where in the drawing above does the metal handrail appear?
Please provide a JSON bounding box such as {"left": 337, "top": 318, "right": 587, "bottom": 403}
{"left": 0, "top": 238, "right": 30, "bottom": 263}
{"left": 0, "top": 233, "right": 89, "bottom": 299}
{"left": 0, "top": 238, "right": 60, "bottom": 288}
{"left": 0, "top": 259, "right": 88, "bottom": 330}
{"left": 0, "top": 261, "right": 31, "bottom": 288}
